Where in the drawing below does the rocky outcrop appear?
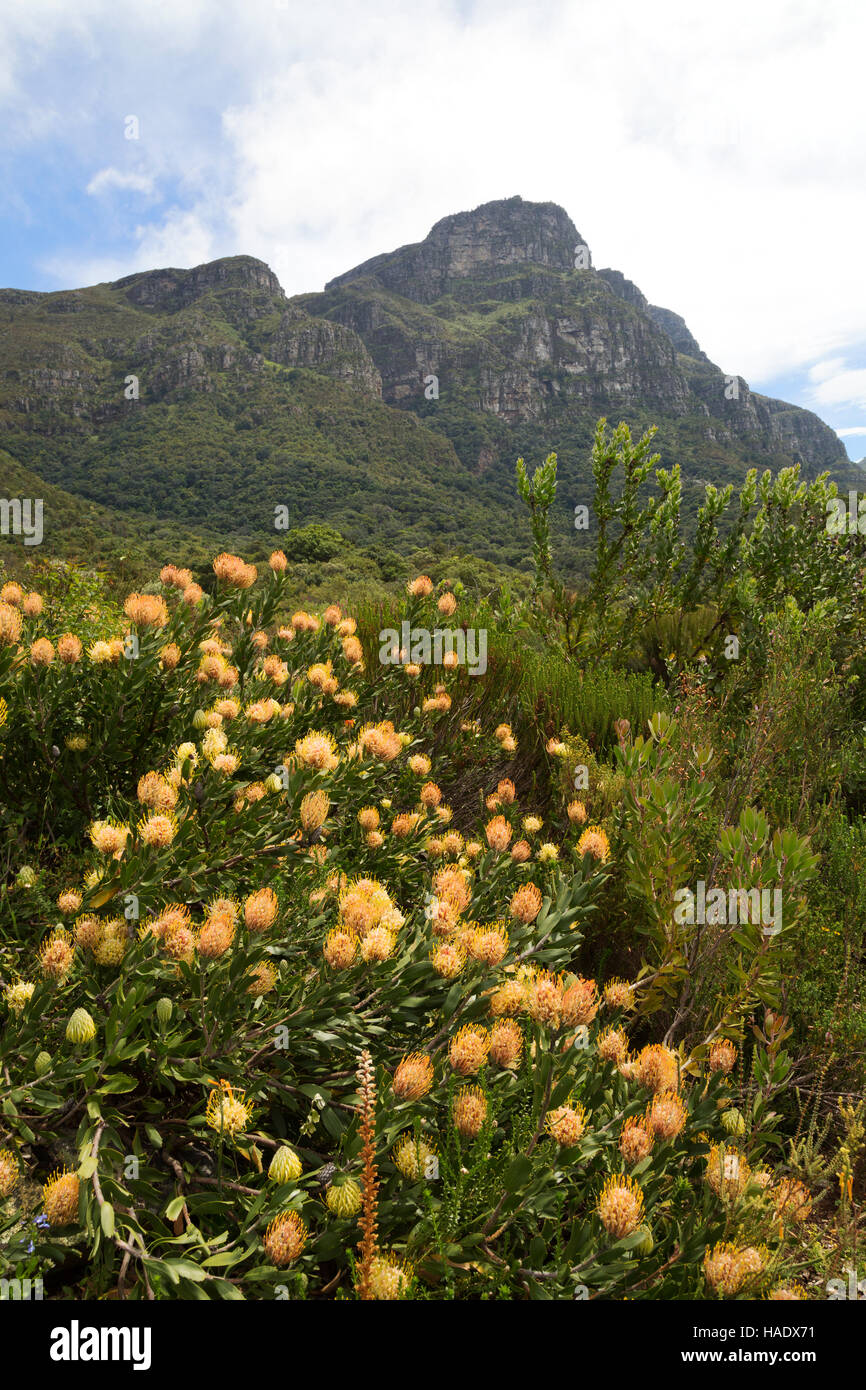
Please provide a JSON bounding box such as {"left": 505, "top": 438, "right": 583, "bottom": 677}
{"left": 268, "top": 307, "right": 382, "bottom": 396}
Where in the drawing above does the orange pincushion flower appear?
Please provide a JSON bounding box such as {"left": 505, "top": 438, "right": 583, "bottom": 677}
{"left": 30, "top": 637, "right": 54, "bottom": 665}
{"left": 269, "top": 550, "right": 288, "bottom": 572}
{"left": 42, "top": 1168, "right": 80, "bottom": 1227}
{"left": 407, "top": 575, "right": 434, "bottom": 597}
{"left": 360, "top": 926, "right": 395, "bottom": 962}
{"left": 213, "top": 553, "right": 257, "bottom": 588}
{"left": 393, "top": 1052, "right": 434, "bottom": 1101}
{"left": 247, "top": 961, "right": 277, "bottom": 996}
{"left": 57, "top": 888, "right": 83, "bottom": 915}
{"left": 0, "top": 1148, "right": 19, "bottom": 1197}
{"left": 300, "top": 790, "right": 330, "bottom": 832}
{"left": 292, "top": 610, "right": 321, "bottom": 633}
{"left": 57, "top": 633, "right": 83, "bottom": 663}
{"left": 138, "top": 812, "right": 178, "bottom": 848}
{"left": 342, "top": 635, "right": 363, "bottom": 664}
{"left": 636, "top": 1044, "right": 679, "bottom": 1093}
{"left": 244, "top": 887, "right": 278, "bottom": 932}
{"left": 703, "top": 1242, "right": 746, "bottom": 1296}
{"left": 124, "top": 593, "right": 169, "bottom": 628}
{"left": 408, "top": 754, "right": 432, "bottom": 775}
{"left": 489, "top": 979, "right": 526, "bottom": 1016}
{"left": 159, "top": 642, "right": 181, "bottom": 670}
{"left": 88, "top": 819, "right": 130, "bottom": 856}
{"left": 358, "top": 720, "right": 402, "bottom": 762}
{"left": 264, "top": 1211, "right": 307, "bottom": 1266}
{"left": 137, "top": 771, "right": 178, "bottom": 812}
{"left": 706, "top": 1144, "right": 750, "bottom": 1200}
{"left": 294, "top": 730, "right": 339, "bottom": 772}
{"left": 511, "top": 840, "right": 531, "bottom": 863}
{"left": 489, "top": 1018, "right": 523, "bottom": 1070}
{"left": 197, "top": 914, "right": 236, "bottom": 958}
{"left": 647, "top": 1089, "right": 687, "bottom": 1140}
{"left": 597, "top": 1174, "right": 644, "bottom": 1238}
{"left": 391, "top": 812, "right": 420, "bottom": 838}
{"left": 437, "top": 591, "right": 457, "bottom": 616}
{"left": 162, "top": 924, "right": 196, "bottom": 964}
{"left": 597, "top": 1026, "right": 630, "bottom": 1065}
{"left": 603, "top": 977, "right": 636, "bottom": 1010}
{"left": 368, "top": 1253, "right": 413, "bottom": 1300}
{"left": 323, "top": 928, "right": 357, "bottom": 969}
{"left": 567, "top": 799, "right": 587, "bottom": 825}
{"left": 449, "top": 1024, "right": 490, "bottom": 1075}
{"left": 468, "top": 923, "right": 509, "bottom": 969}
{"left": 577, "top": 826, "right": 610, "bottom": 863}
{"left": 419, "top": 781, "right": 442, "bottom": 808}
{"left": 485, "top": 815, "right": 512, "bottom": 852}
{"left": 1, "top": 581, "right": 23, "bottom": 606}
{"left": 452, "top": 1085, "right": 487, "bottom": 1138}
{"left": 358, "top": 806, "right": 380, "bottom": 831}
{"left": 509, "top": 882, "right": 542, "bottom": 924}
{"left": 430, "top": 940, "right": 465, "bottom": 978}
{"left": 708, "top": 1039, "right": 737, "bottom": 1074}
{"left": 526, "top": 970, "right": 563, "bottom": 1028}
{"left": 73, "top": 914, "right": 102, "bottom": 951}
{"left": 432, "top": 866, "right": 472, "bottom": 914}
{"left": 619, "top": 1115, "right": 654, "bottom": 1164}
{"left": 546, "top": 1102, "right": 588, "bottom": 1147}
{"left": 39, "top": 928, "right": 75, "bottom": 981}
{"left": 773, "top": 1177, "right": 812, "bottom": 1224}
{"left": 561, "top": 976, "right": 599, "bottom": 1027}
{"left": 323, "top": 604, "right": 342, "bottom": 625}
{"left": 0, "top": 602, "right": 22, "bottom": 645}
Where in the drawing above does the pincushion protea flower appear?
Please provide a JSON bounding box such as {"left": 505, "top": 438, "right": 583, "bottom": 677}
{"left": 489, "top": 979, "right": 526, "bottom": 1016}
{"left": 392, "top": 1135, "right": 437, "bottom": 1181}
{"left": 294, "top": 730, "right": 340, "bottom": 772}
{"left": 88, "top": 819, "right": 130, "bottom": 856}
{"left": 561, "top": 976, "right": 598, "bottom": 1027}
{"left": 30, "top": 637, "right": 55, "bottom": 665}
{"left": 773, "top": 1177, "right": 812, "bottom": 1223}
{"left": 205, "top": 1081, "right": 252, "bottom": 1139}
{"left": 546, "top": 1102, "right": 588, "bottom": 1147}
{"left": 705, "top": 1144, "right": 750, "bottom": 1200}
{"left": 0, "top": 602, "right": 22, "bottom": 645}
{"left": 0, "top": 581, "right": 23, "bottom": 605}
{"left": 358, "top": 806, "right": 380, "bottom": 831}
{"left": 489, "top": 1018, "right": 523, "bottom": 1070}
{"left": 213, "top": 553, "right": 257, "bottom": 588}
{"left": 39, "top": 928, "right": 75, "bottom": 982}
{"left": 432, "top": 865, "right": 472, "bottom": 913}
{"left": 526, "top": 970, "right": 563, "bottom": 1028}
{"left": 431, "top": 941, "right": 465, "bottom": 978}
{"left": 138, "top": 812, "right": 178, "bottom": 849}
{"left": 393, "top": 1053, "right": 434, "bottom": 1101}
{"left": 768, "top": 1283, "right": 807, "bottom": 1300}
{"left": 360, "top": 926, "right": 395, "bottom": 962}
{"left": 597, "top": 1026, "right": 630, "bottom": 1065}
{"left": 300, "top": 790, "right": 330, "bottom": 832}
{"left": 57, "top": 633, "right": 83, "bottom": 663}
{"left": 452, "top": 1085, "right": 488, "bottom": 1138}
{"left": 619, "top": 1115, "right": 654, "bottom": 1164}
{"left": 263, "top": 1211, "right": 307, "bottom": 1266}
{"left": 137, "top": 771, "right": 178, "bottom": 811}
{"left": 509, "top": 882, "right": 543, "bottom": 924}
{"left": 576, "top": 825, "right": 610, "bottom": 862}
{"left": 244, "top": 887, "right": 278, "bottom": 932}
{"left": 567, "top": 799, "right": 587, "bottom": 825}
{"left": 485, "top": 815, "right": 512, "bottom": 852}
{"left": 407, "top": 575, "right": 434, "bottom": 597}
{"left": 123, "top": 592, "right": 169, "bottom": 628}
{"left": 247, "top": 962, "right": 277, "bottom": 996}
{"left": 326, "top": 1177, "right": 362, "bottom": 1217}
{"left": 323, "top": 928, "right": 357, "bottom": 969}
{"left": 42, "top": 1168, "right": 80, "bottom": 1227}
{"left": 636, "top": 1043, "right": 679, "bottom": 1093}
{"left": 408, "top": 754, "right": 432, "bottom": 775}
{"left": 703, "top": 1241, "right": 744, "bottom": 1296}
{"left": 468, "top": 923, "right": 509, "bottom": 969}
{"left": 603, "top": 977, "right": 636, "bottom": 1010}
{"left": 0, "top": 1148, "right": 19, "bottom": 1197}
{"left": 708, "top": 1038, "right": 738, "bottom": 1074}
{"left": 647, "top": 1089, "right": 687, "bottom": 1140}
{"left": 57, "top": 888, "right": 83, "bottom": 915}
{"left": 449, "top": 1025, "right": 490, "bottom": 1075}
{"left": 597, "top": 1174, "right": 644, "bottom": 1238}
{"left": 268, "top": 1147, "right": 303, "bottom": 1184}
{"left": 6, "top": 980, "right": 35, "bottom": 1013}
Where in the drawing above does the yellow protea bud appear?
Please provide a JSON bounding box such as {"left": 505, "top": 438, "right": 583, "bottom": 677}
{"left": 0, "top": 1148, "right": 20, "bottom": 1197}
{"left": 42, "top": 1168, "right": 80, "bottom": 1227}
{"left": 268, "top": 1147, "right": 303, "bottom": 1185}
{"left": 66, "top": 1008, "right": 96, "bottom": 1044}
{"left": 263, "top": 1210, "right": 307, "bottom": 1266}
{"left": 35, "top": 1051, "right": 52, "bottom": 1076}
{"left": 326, "top": 1177, "right": 362, "bottom": 1217}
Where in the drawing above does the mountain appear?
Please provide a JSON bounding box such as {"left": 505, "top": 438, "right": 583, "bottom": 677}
{"left": 0, "top": 196, "right": 856, "bottom": 583}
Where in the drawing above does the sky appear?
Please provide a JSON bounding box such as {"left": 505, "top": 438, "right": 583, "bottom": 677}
{"left": 1, "top": 0, "right": 865, "bottom": 458}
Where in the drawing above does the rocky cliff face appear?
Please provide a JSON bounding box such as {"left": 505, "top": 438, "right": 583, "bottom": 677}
{"left": 302, "top": 196, "right": 845, "bottom": 473}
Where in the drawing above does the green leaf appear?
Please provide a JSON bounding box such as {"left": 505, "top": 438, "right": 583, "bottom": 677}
{"left": 165, "top": 1195, "right": 186, "bottom": 1221}
{"left": 99, "top": 1073, "right": 138, "bottom": 1095}
{"left": 100, "top": 1203, "right": 115, "bottom": 1239}
{"left": 503, "top": 1156, "right": 532, "bottom": 1192}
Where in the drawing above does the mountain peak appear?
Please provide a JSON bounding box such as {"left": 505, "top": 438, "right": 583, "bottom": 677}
{"left": 325, "top": 196, "right": 586, "bottom": 301}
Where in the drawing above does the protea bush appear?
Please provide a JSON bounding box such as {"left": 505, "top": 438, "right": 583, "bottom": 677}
{"left": 0, "top": 552, "right": 850, "bottom": 1300}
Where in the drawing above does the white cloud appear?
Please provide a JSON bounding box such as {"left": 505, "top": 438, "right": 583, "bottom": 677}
{"left": 86, "top": 168, "right": 156, "bottom": 197}
{"left": 2, "top": 0, "right": 865, "bottom": 394}
{"left": 837, "top": 426, "right": 866, "bottom": 437}
{"left": 806, "top": 363, "right": 866, "bottom": 411}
